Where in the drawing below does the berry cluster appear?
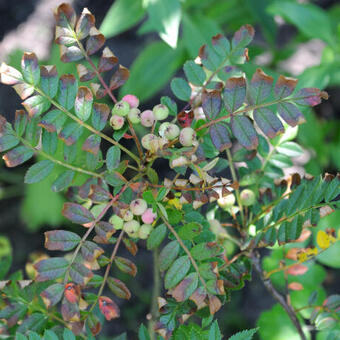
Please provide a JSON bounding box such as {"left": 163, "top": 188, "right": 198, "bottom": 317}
{"left": 109, "top": 199, "right": 157, "bottom": 239}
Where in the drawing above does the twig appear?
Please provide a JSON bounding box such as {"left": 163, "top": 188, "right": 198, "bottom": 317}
{"left": 148, "top": 247, "right": 161, "bottom": 340}
{"left": 87, "top": 230, "right": 124, "bottom": 315}
{"left": 251, "top": 251, "right": 307, "bottom": 340}
{"left": 226, "top": 149, "right": 245, "bottom": 227}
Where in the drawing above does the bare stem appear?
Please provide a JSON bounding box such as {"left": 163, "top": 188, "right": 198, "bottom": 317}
{"left": 226, "top": 149, "right": 245, "bottom": 227}
{"left": 252, "top": 252, "right": 307, "bottom": 340}
{"left": 159, "top": 213, "right": 208, "bottom": 291}
{"left": 87, "top": 230, "right": 124, "bottom": 315}
{"left": 148, "top": 248, "right": 161, "bottom": 340}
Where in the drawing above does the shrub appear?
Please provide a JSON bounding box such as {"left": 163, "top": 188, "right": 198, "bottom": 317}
{"left": 0, "top": 3, "right": 339, "bottom": 340}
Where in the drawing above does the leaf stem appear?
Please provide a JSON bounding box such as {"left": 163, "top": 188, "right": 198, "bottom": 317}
{"left": 19, "top": 136, "right": 102, "bottom": 178}
{"left": 86, "top": 230, "right": 124, "bottom": 315}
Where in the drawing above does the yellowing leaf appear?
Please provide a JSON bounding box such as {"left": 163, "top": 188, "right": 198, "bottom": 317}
{"left": 167, "top": 198, "right": 182, "bottom": 210}
{"left": 316, "top": 230, "right": 330, "bottom": 249}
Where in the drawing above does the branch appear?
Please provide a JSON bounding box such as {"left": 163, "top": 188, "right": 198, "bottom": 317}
{"left": 19, "top": 136, "right": 102, "bottom": 178}
{"left": 251, "top": 251, "right": 307, "bottom": 340}
{"left": 34, "top": 87, "right": 141, "bottom": 165}
{"left": 86, "top": 230, "right": 124, "bottom": 315}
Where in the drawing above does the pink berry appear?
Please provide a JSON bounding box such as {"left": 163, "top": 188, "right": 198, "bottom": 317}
{"left": 141, "top": 110, "right": 156, "bottom": 127}
{"left": 112, "top": 100, "right": 130, "bottom": 116}
{"left": 110, "top": 115, "right": 125, "bottom": 130}
{"left": 179, "top": 127, "right": 196, "bottom": 146}
{"left": 153, "top": 104, "right": 169, "bottom": 121}
{"left": 142, "top": 208, "right": 157, "bottom": 224}
{"left": 130, "top": 199, "right": 147, "bottom": 216}
{"left": 122, "top": 94, "right": 139, "bottom": 108}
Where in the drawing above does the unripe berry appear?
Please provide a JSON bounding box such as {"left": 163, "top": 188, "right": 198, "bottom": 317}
{"left": 138, "top": 224, "right": 153, "bottom": 239}
{"left": 240, "top": 189, "right": 256, "bottom": 206}
{"left": 164, "top": 124, "right": 180, "bottom": 140}
{"left": 179, "top": 127, "right": 196, "bottom": 146}
{"left": 112, "top": 100, "right": 130, "bottom": 116}
{"left": 141, "top": 110, "right": 156, "bottom": 127}
{"left": 109, "top": 214, "right": 124, "bottom": 230}
{"left": 123, "top": 220, "right": 140, "bottom": 237}
{"left": 217, "top": 194, "right": 236, "bottom": 209}
{"left": 122, "top": 209, "right": 134, "bottom": 221}
{"left": 141, "top": 134, "right": 157, "bottom": 151}
{"left": 128, "top": 108, "right": 141, "bottom": 124}
{"left": 142, "top": 208, "right": 157, "bottom": 224}
{"left": 153, "top": 104, "right": 169, "bottom": 121}
{"left": 159, "top": 122, "right": 179, "bottom": 140}
{"left": 130, "top": 199, "right": 147, "bottom": 216}
{"left": 122, "top": 94, "right": 139, "bottom": 108}
{"left": 158, "top": 122, "right": 170, "bottom": 138}
{"left": 110, "top": 115, "right": 125, "bottom": 130}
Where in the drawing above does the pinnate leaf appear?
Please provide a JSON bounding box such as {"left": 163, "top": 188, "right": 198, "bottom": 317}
{"left": 232, "top": 24, "right": 255, "bottom": 49}
{"left": 183, "top": 60, "right": 205, "bottom": 86}
{"left": 106, "top": 146, "right": 121, "bottom": 171}
{"left": 223, "top": 77, "right": 246, "bottom": 113}
{"left": 171, "top": 77, "right": 191, "bottom": 101}
{"left": 253, "top": 108, "right": 284, "bottom": 139}
{"left": 228, "top": 327, "right": 258, "bottom": 340}
{"left": 21, "top": 52, "right": 40, "bottom": 86}
{"left": 34, "top": 257, "right": 69, "bottom": 281}
{"left": 202, "top": 90, "right": 221, "bottom": 119}
{"left": 51, "top": 170, "right": 75, "bottom": 192}
{"left": 231, "top": 116, "right": 258, "bottom": 150}
{"left": 171, "top": 272, "right": 198, "bottom": 302}
{"left": 60, "top": 45, "right": 83, "bottom": 63}
{"left": 57, "top": 74, "right": 78, "bottom": 110}
{"left": 115, "top": 256, "right": 137, "bottom": 277}
{"left": 86, "top": 27, "right": 105, "bottom": 55}
{"left": 277, "top": 102, "right": 305, "bottom": 127}
{"left": 249, "top": 68, "right": 273, "bottom": 104}
{"left": 107, "top": 277, "right": 131, "bottom": 300}
{"left": 22, "top": 95, "right": 51, "bottom": 117}
{"left": 69, "top": 262, "right": 93, "bottom": 285}
{"left": 210, "top": 123, "right": 232, "bottom": 152}
{"left": 74, "top": 86, "right": 93, "bottom": 121}
{"left": 110, "top": 65, "right": 129, "bottom": 90}
{"left": 3, "top": 146, "right": 34, "bottom": 167}
{"left": 62, "top": 202, "right": 95, "bottom": 226}
{"left": 92, "top": 102, "right": 110, "bottom": 131}
{"left": 164, "top": 255, "right": 191, "bottom": 289}
{"left": 274, "top": 75, "right": 297, "bottom": 99}
{"left": 40, "top": 283, "right": 64, "bottom": 308}
{"left": 44, "top": 230, "right": 80, "bottom": 251}
{"left": 24, "top": 160, "right": 54, "bottom": 184}
{"left": 76, "top": 8, "right": 95, "bottom": 40}
{"left": 83, "top": 134, "right": 100, "bottom": 155}
{"left": 159, "top": 240, "right": 180, "bottom": 272}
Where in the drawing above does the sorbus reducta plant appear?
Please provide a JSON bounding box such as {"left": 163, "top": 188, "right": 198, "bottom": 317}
{"left": 0, "top": 3, "right": 339, "bottom": 340}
